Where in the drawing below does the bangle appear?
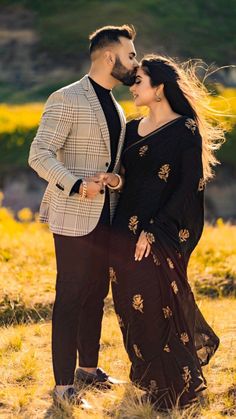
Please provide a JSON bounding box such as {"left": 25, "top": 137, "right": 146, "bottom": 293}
{"left": 79, "top": 180, "right": 87, "bottom": 199}
{"left": 107, "top": 174, "right": 123, "bottom": 190}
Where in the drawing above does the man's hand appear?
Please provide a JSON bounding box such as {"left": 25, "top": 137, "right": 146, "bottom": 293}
{"left": 78, "top": 172, "right": 121, "bottom": 199}
{"left": 79, "top": 175, "right": 104, "bottom": 199}
{"left": 135, "top": 230, "right": 151, "bottom": 261}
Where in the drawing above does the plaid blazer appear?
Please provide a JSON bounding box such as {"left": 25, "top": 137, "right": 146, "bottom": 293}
{"left": 28, "top": 75, "right": 126, "bottom": 236}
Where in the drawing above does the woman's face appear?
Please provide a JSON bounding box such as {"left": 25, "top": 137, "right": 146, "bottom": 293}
{"left": 130, "top": 67, "right": 158, "bottom": 106}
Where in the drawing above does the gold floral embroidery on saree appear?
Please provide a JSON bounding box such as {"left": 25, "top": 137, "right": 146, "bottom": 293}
{"left": 145, "top": 232, "right": 155, "bottom": 244}
{"left": 116, "top": 314, "right": 124, "bottom": 328}
{"left": 132, "top": 294, "right": 144, "bottom": 313}
{"left": 158, "top": 164, "right": 170, "bottom": 182}
{"left": 171, "top": 281, "right": 178, "bottom": 294}
{"left": 179, "top": 229, "right": 190, "bottom": 242}
{"left": 182, "top": 366, "right": 192, "bottom": 390}
{"left": 139, "top": 144, "right": 149, "bottom": 157}
{"left": 152, "top": 252, "right": 161, "bottom": 266}
{"left": 180, "top": 332, "right": 190, "bottom": 345}
{"left": 128, "top": 215, "right": 139, "bottom": 234}
{"left": 109, "top": 267, "right": 117, "bottom": 283}
{"left": 162, "top": 306, "right": 173, "bottom": 318}
{"left": 164, "top": 344, "right": 171, "bottom": 352}
{"left": 133, "top": 344, "right": 144, "bottom": 360}
{"left": 167, "top": 257, "right": 174, "bottom": 269}
{"left": 198, "top": 177, "right": 205, "bottom": 191}
{"left": 185, "top": 118, "right": 197, "bottom": 134}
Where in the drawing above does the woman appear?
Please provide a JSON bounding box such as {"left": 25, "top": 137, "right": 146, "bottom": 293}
{"left": 103, "top": 55, "right": 224, "bottom": 410}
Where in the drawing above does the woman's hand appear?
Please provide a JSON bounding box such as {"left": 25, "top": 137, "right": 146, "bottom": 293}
{"left": 135, "top": 230, "right": 151, "bottom": 261}
{"left": 97, "top": 172, "right": 120, "bottom": 188}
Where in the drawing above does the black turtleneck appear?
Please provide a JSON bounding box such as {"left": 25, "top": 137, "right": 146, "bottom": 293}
{"left": 70, "top": 76, "right": 121, "bottom": 224}
{"left": 88, "top": 77, "right": 121, "bottom": 170}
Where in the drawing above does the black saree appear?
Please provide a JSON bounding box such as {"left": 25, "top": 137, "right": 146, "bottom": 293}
{"left": 110, "top": 116, "right": 219, "bottom": 410}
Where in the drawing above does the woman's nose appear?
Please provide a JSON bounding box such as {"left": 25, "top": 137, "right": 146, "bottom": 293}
{"left": 130, "top": 85, "right": 135, "bottom": 93}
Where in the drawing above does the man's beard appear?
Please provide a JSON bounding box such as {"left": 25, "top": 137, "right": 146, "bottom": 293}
{"left": 111, "top": 56, "right": 137, "bottom": 86}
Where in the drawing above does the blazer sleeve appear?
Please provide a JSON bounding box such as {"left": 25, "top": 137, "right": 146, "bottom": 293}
{"left": 143, "top": 125, "right": 204, "bottom": 245}
{"left": 28, "top": 90, "right": 78, "bottom": 197}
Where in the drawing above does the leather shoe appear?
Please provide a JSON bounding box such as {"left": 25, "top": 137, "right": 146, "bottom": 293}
{"left": 75, "top": 367, "right": 126, "bottom": 389}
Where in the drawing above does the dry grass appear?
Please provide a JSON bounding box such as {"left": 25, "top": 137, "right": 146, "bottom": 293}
{"left": 0, "top": 209, "right": 236, "bottom": 417}
{"left": 0, "top": 210, "right": 235, "bottom": 325}
{"left": 0, "top": 299, "right": 235, "bottom": 418}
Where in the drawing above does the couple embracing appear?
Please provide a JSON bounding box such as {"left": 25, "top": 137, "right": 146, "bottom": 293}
{"left": 29, "top": 24, "right": 222, "bottom": 411}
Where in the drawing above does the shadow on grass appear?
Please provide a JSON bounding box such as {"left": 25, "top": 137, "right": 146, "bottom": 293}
{"left": 0, "top": 294, "right": 53, "bottom": 326}
{"left": 194, "top": 274, "right": 236, "bottom": 298}
{"left": 0, "top": 294, "right": 115, "bottom": 327}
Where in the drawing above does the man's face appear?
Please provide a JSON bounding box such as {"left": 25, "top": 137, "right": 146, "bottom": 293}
{"left": 111, "top": 37, "right": 138, "bottom": 86}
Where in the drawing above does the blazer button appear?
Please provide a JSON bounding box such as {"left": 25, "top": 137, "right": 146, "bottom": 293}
{"left": 100, "top": 189, "right": 105, "bottom": 194}
{"left": 105, "top": 162, "right": 109, "bottom": 167}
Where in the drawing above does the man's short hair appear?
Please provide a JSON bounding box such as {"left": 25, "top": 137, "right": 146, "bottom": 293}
{"left": 89, "top": 24, "right": 136, "bottom": 55}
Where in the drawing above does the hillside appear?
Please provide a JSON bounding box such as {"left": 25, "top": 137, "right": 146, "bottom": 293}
{"left": 0, "top": 0, "right": 236, "bottom": 102}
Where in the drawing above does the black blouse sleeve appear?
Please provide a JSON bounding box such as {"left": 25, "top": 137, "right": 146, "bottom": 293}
{"left": 144, "top": 124, "right": 204, "bottom": 246}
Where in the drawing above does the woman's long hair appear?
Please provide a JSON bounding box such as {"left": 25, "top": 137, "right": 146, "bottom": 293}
{"left": 141, "top": 54, "right": 226, "bottom": 181}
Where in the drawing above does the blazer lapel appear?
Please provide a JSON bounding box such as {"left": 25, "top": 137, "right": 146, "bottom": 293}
{"left": 110, "top": 91, "right": 126, "bottom": 167}
{"left": 81, "top": 75, "right": 126, "bottom": 163}
{"left": 81, "top": 75, "right": 111, "bottom": 156}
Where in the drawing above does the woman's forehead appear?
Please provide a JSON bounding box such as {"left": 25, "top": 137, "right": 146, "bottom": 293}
{"left": 136, "top": 68, "right": 146, "bottom": 78}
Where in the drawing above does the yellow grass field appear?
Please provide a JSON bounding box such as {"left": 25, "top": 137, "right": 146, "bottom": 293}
{"left": 0, "top": 206, "right": 236, "bottom": 418}
{"left": 0, "top": 88, "right": 236, "bottom": 134}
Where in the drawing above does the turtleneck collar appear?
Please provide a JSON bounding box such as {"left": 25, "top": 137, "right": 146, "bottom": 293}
{"left": 88, "top": 76, "right": 111, "bottom": 94}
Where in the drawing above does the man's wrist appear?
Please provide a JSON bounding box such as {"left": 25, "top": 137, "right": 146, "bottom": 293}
{"left": 78, "top": 180, "right": 87, "bottom": 199}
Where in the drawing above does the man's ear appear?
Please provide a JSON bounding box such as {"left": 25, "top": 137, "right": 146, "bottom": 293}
{"left": 104, "top": 50, "right": 115, "bottom": 66}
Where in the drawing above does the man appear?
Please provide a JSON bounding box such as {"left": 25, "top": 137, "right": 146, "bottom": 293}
{"left": 28, "top": 24, "right": 138, "bottom": 408}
